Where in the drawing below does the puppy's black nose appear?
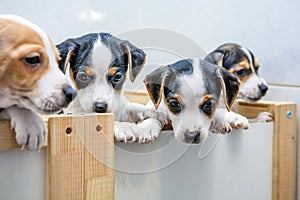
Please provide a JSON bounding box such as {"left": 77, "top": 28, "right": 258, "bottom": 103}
{"left": 259, "top": 83, "right": 268, "bottom": 95}
{"left": 63, "top": 86, "right": 77, "bottom": 102}
{"left": 184, "top": 131, "right": 201, "bottom": 144}
{"left": 93, "top": 102, "right": 108, "bottom": 113}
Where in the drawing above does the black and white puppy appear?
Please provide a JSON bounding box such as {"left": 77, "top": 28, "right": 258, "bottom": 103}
{"left": 205, "top": 43, "right": 272, "bottom": 123}
{"left": 144, "top": 58, "right": 240, "bottom": 144}
{"left": 57, "top": 33, "right": 160, "bottom": 143}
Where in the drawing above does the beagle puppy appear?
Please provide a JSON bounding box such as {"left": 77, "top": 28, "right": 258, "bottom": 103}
{"left": 205, "top": 43, "right": 268, "bottom": 102}
{"left": 144, "top": 58, "right": 240, "bottom": 144}
{"left": 205, "top": 43, "right": 272, "bottom": 124}
{"left": 57, "top": 33, "right": 161, "bottom": 143}
{"left": 0, "top": 15, "right": 77, "bottom": 150}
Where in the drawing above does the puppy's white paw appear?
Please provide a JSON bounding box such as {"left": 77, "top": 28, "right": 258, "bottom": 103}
{"left": 114, "top": 121, "right": 138, "bottom": 143}
{"left": 9, "top": 108, "right": 47, "bottom": 151}
{"left": 253, "top": 111, "right": 273, "bottom": 123}
{"left": 114, "top": 119, "right": 163, "bottom": 144}
{"left": 226, "top": 112, "right": 250, "bottom": 130}
{"left": 137, "top": 108, "right": 168, "bottom": 126}
{"left": 136, "top": 118, "right": 162, "bottom": 144}
{"left": 209, "top": 119, "right": 232, "bottom": 134}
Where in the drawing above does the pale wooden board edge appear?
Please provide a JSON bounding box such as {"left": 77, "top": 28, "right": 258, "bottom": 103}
{"left": 0, "top": 113, "right": 112, "bottom": 151}
{"left": 124, "top": 89, "right": 149, "bottom": 105}
{"left": 271, "top": 103, "right": 297, "bottom": 200}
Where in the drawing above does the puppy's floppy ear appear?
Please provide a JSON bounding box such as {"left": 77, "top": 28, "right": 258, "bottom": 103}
{"left": 56, "top": 39, "right": 79, "bottom": 73}
{"left": 143, "top": 66, "right": 170, "bottom": 109}
{"left": 121, "top": 41, "right": 146, "bottom": 82}
{"left": 216, "top": 67, "right": 240, "bottom": 111}
{"left": 205, "top": 51, "right": 225, "bottom": 66}
{"left": 56, "top": 39, "right": 79, "bottom": 87}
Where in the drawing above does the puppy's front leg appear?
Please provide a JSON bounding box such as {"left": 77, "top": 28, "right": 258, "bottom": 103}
{"left": 0, "top": 106, "right": 47, "bottom": 151}
{"left": 136, "top": 118, "right": 163, "bottom": 144}
{"left": 249, "top": 111, "right": 273, "bottom": 123}
{"left": 226, "top": 110, "right": 250, "bottom": 130}
{"left": 114, "top": 101, "right": 167, "bottom": 144}
{"left": 210, "top": 108, "right": 232, "bottom": 134}
{"left": 114, "top": 118, "right": 163, "bottom": 144}
{"left": 120, "top": 102, "right": 159, "bottom": 123}
{"left": 114, "top": 121, "right": 138, "bottom": 143}
{"left": 210, "top": 108, "right": 250, "bottom": 134}
{"left": 119, "top": 102, "right": 168, "bottom": 125}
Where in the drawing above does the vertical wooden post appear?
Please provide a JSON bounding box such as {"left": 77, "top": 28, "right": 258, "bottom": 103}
{"left": 83, "top": 114, "right": 114, "bottom": 200}
{"left": 272, "top": 103, "right": 297, "bottom": 200}
{"left": 46, "top": 114, "right": 114, "bottom": 200}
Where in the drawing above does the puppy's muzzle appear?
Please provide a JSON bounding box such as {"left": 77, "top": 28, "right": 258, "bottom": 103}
{"left": 184, "top": 131, "right": 201, "bottom": 144}
{"left": 259, "top": 83, "right": 268, "bottom": 96}
{"left": 93, "top": 102, "right": 108, "bottom": 113}
{"left": 63, "top": 86, "right": 77, "bottom": 102}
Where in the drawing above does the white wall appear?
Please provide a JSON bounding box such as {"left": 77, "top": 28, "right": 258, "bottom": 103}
{"left": 1, "top": 0, "right": 299, "bottom": 86}
{"left": 1, "top": 0, "right": 299, "bottom": 199}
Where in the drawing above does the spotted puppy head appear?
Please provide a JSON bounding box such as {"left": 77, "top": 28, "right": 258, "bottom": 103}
{"left": 205, "top": 43, "right": 268, "bottom": 102}
{"left": 0, "top": 15, "right": 76, "bottom": 114}
{"left": 144, "top": 59, "right": 240, "bottom": 144}
{"left": 57, "top": 33, "right": 146, "bottom": 113}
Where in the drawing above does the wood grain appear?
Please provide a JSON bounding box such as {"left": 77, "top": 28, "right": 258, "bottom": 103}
{"left": 46, "top": 114, "right": 114, "bottom": 200}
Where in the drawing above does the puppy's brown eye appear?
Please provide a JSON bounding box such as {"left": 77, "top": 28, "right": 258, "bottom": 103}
{"left": 75, "top": 71, "right": 92, "bottom": 89}
{"left": 168, "top": 98, "right": 181, "bottom": 113}
{"left": 113, "top": 72, "right": 123, "bottom": 82}
{"left": 24, "top": 56, "right": 40, "bottom": 66}
{"left": 77, "top": 71, "right": 90, "bottom": 82}
{"left": 201, "top": 99, "right": 216, "bottom": 116}
{"left": 236, "top": 68, "right": 247, "bottom": 76}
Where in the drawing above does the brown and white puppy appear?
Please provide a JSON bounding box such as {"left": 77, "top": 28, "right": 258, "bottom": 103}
{"left": 144, "top": 58, "right": 240, "bottom": 144}
{"left": 57, "top": 33, "right": 160, "bottom": 143}
{"left": 205, "top": 43, "right": 272, "bottom": 126}
{"left": 0, "top": 15, "right": 77, "bottom": 150}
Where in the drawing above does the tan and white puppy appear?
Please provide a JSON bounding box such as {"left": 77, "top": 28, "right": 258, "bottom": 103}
{"left": 205, "top": 43, "right": 271, "bottom": 128}
{"left": 0, "top": 15, "right": 77, "bottom": 150}
{"left": 57, "top": 33, "right": 161, "bottom": 143}
{"left": 144, "top": 59, "right": 240, "bottom": 144}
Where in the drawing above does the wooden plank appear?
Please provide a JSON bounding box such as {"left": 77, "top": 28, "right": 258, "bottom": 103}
{"left": 46, "top": 114, "right": 114, "bottom": 200}
{"left": 0, "top": 118, "right": 48, "bottom": 151}
{"left": 85, "top": 176, "right": 114, "bottom": 200}
{"left": 237, "top": 100, "right": 275, "bottom": 119}
{"left": 46, "top": 115, "right": 85, "bottom": 200}
{"left": 0, "top": 120, "right": 19, "bottom": 151}
{"left": 124, "top": 90, "right": 149, "bottom": 105}
{"left": 272, "top": 103, "right": 297, "bottom": 200}
{"left": 83, "top": 114, "right": 114, "bottom": 200}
